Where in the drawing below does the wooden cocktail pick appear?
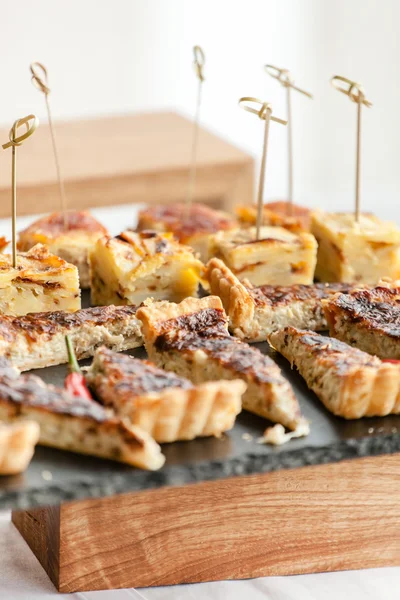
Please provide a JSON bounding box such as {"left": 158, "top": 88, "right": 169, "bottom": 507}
{"left": 185, "top": 46, "right": 205, "bottom": 220}
{"left": 265, "top": 65, "right": 313, "bottom": 216}
{"left": 331, "top": 75, "right": 373, "bottom": 222}
{"left": 30, "top": 62, "right": 68, "bottom": 227}
{"left": 2, "top": 115, "right": 39, "bottom": 267}
{"left": 239, "top": 97, "right": 287, "bottom": 239}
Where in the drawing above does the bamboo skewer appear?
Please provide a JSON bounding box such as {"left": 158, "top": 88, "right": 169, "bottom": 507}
{"left": 2, "top": 115, "right": 39, "bottom": 267}
{"left": 239, "top": 97, "right": 287, "bottom": 239}
{"left": 30, "top": 62, "right": 68, "bottom": 228}
{"left": 185, "top": 46, "right": 205, "bottom": 221}
{"left": 331, "top": 75, "right": 372, "bottom": 222}
{"left": 264, "top": 65, "right": 312, "bottom": 216}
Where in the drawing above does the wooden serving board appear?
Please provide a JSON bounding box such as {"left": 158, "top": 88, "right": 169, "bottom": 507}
{"left": 0, "top": 112, "right": 254, "bottom": 217}
{"left": 4, "top": 295, "right": 400, "bottom": 592}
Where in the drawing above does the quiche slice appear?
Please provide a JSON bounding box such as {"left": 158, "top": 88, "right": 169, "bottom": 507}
{"left": 18, "top": 210, "right": 108, "bottom": 288}
{"left": 137, "top": 296, "right": 308, "bottom": 432}
{"left": 269, "top": 327, "right": 400, "bottom": 419}
{"left": 209, "top": 226, "right": 317, "bottom": 286}
{"left": 0, "top": 359, "right": 164, "bottom": 470}
{"left": 0, "top": 244, "right": 80, "bottom": 316}
{"left": 137, "top": 202, "right": 238, "bottom": 261}
{"left": 206, "top": 258, "right": 361, "bottom": 341}
{"left": 311, "top": 211, "right": 400, "bottom": 283}
{"left": 323, "top": 286, "right": 400, "bottom": 359}
{"left": 0, "top": 305, "right": 142, "bottom": 371}
{"left": 0, "top": 420, "right": 40, "bottom": 475}
{"left": 87, "top": 347, "right": 245, "bottom": 443}
{"left": 90, "top": 230, "right": 204, "bottom": 306}
{"left": 236, "top": 201, "right": 311, "bottom": 233}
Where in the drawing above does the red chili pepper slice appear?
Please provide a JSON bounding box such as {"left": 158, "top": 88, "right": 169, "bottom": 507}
{"left": 64, "top": 335, "right": 93, "bottom": 399}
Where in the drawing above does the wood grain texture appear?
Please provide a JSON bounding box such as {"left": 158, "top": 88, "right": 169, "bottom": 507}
{"left": 11, "top": 454, "right": 400, "bottom": 593}
{"left": 0, "top": 112, "right": 254, "bottom": 217}
{"left": 12, "top": 505, "right": 60, "bottom": 588}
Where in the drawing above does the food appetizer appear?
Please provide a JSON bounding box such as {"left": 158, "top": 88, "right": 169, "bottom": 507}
{"left": 90, "top": 230, "right": 204, "bottom": 306}
{"left": 0, "top": 420, "right": 39, "bottom": 475}
{"left": 0, "top": 305, "right": 142, "bottom": 371}
{"left": 269, "top": 327, "right": 400, "bottom": 419}
{"left": 18, "top": 210, "right": 108, "bottom": 288}
{"left": 206, "top": 258, "right": 363, "bottom": 341}
{"left": 0, "top": 244, "right": 80, "bottom": 316}
{"left": 137, "top": 296, "right": 308, "bottom": 434}
{"left": 311, "top": 211, "right": 400, "bottom": 283}
{"left": 208, "top": 225, "right": 317, "bottom": 286}
{"left": 87, "top": 347, "right": 245, "bottom": 443}
{"left": 137, "top": 202, "right": 238, "bottom": 261}
{"left": 0, "top": 358, "right": 164, "bottom": 470}
{"left": 236, "top": 201, "right": 311, "bottom": 233}
{"left": 323, "top": 285, "right": 400, "bottom": 359}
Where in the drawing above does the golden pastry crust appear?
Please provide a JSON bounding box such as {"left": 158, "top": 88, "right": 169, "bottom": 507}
{"left": 0, "top": 359, "right": 164, "bottom": 470}
{"left": 0, "top": 244, "right": 81, "bottom": 316}
{"left": 0, "top": 420, "right": 40, "bottom": 475}
{"left": 18, "top": 211, "right": 108, "bottom": 288}
{"left": 0, "top": 305, "right": 142, "bottom": 371}
{"left": 137, "top": 296, "right": 307, "bottom": 431}
{"left": 137, "top": 203, "right": 237, "bottom": 261}
{"left": 206, "top": 258, "right": 362, "bottom": 341}
{"left": 87, "top": 347, "right": 245, "bottom": 443}
{"left": 90, "top": 230, "right": 204, "bottom": 306}
{"left": 269, "top": 327, "right": 400, "bottom": 419}
{"left": 323, "top": 286, "right": 400, "bottom": 359}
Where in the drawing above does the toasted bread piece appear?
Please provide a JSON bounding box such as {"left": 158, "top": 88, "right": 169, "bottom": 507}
{"left": 137, "top": 297, "right": 307, "bottom": 432}
{"left": 0, "top": 244, "right": 81, "bottom": 316}
{"left": 18, "top": 211, "right": 108, "bottom": 288}
{"left": 236, "top": 201, "right": 311, "bottom": 233}
{"left": 323, "top": 286, "right": 400, "bottom": 359}
{"left": 0, "top": 305, "right": 142, "bottom": 371}
{"left": 90, "top": 230, "right": 204, "bottom": 306}
{"left": 0, "top": 420, "right": 40, "bottom": 475}
{"left": 269, "top": 327, "right": 400, "bottom": 419}
{"left": 137, "top": 203, "right": 237, "bottom": 261}
{"left": 206, "top": 258, "right": 362, "bottom": 341}
{"left": 87, "top": 347, "right": 244, "bottom": 443}
{"left": 209, "top": 226, "right": 317, "bottom": 286}
{"left": 0, "top": 359, "right": 164, "bottom": 470}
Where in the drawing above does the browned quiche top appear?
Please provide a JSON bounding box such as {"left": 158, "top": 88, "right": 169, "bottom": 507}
{"left": 89, "top": 347, "right": 193, "bottom": 399}
{"left": 138, "top": 203, "right": 237, "bottom": 240}
{"left": 19, "top": 210, "right": 108, "bottom": 237}
{"left": 275, "top": 327, "right": 381, "bottom": 373}
{"left": 328, "top": 287, "right": 400, "bottom": 338}
{"left": 153, "top": 307, "right": 286, "bottom": 385}
{"left": 249, "top": 282, "right": 357, "bottom": 308}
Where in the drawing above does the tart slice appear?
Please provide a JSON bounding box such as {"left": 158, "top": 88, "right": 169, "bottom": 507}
{"left": 137, "top": 296, "right": 307, "bottom": 432}
{"left": 137, "top": 202, "right": 238, "bottom": 261}
{"left": 18, "top": 210, "right": 108, "bottom": 288}
{"left": 206, "top": 258, "right": 361, "bottom": 341}
{"left": 0, "top": 420, "right": 40, "bottom": 475}
{"left": 0, "top": 359, "right": 164, "bottom": 470}
{"left": 269, "top": 327, "right": 400, "bottom": 419}
{"left": 90, "top": 230, "right": 204, "bottom": 306}
{"left": 0, "top": 244, "right": 80, "bottom": 316}
{"left": 209, "top": 226, "right": 317, "bottom": 286}
{"left": 323, "top": 286, "right": 400, "bottom": 359}
{"left": 0, "top": 305, "right": 142, "bottom": 371}
{"left": 87, "top": 347, "right": 245, "bottom": 443}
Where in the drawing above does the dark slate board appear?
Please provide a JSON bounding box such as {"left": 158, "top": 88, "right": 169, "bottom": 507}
{"left": 1, "top": 291, "right": 399, "bottom": 510}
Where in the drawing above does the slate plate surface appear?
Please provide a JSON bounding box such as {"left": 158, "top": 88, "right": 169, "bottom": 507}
{"left": 1, "top": 292, "right": 399, "bottom": 510}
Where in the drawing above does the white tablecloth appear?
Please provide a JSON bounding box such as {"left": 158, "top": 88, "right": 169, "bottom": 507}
{"left": 0, "top": 206, "right": 399, "bottom": 599}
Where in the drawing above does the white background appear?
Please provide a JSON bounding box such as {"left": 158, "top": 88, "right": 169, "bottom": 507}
{"left": 1, "top": 0, "right": 400, "bottom": 219}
